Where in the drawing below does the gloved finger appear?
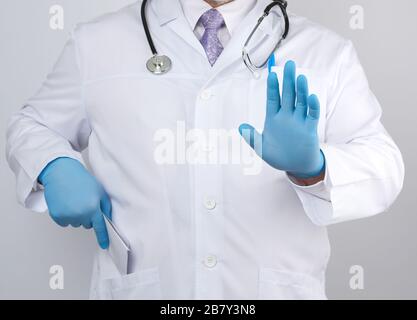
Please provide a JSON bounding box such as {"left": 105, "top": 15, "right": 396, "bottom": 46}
{"left": 55, "top": 220, "right": 70, "bottom": 228}
{"left": 92, "top": 210, "right": 110, "bottom": 250}
{"left": 50, "top": 213, "right": 70, "bottom": 228}
{"left": 82, "top": 221, "right": 93, "bottom": 229}
{"left": 70, "top": 222, "right": 82, "bottom": 228}
{"left": 267, "top": 54, "right": 275, "bottom": 73}
{"left": 295, "top": 75, "right": 309, "bottom": 118}
{"left": 239, "top": 124, "right": 263, "bottom": 157}
{"left": 100, "top": 191, "right": 112, "bottom": 221}
{"left": 281, "top": 60, "right": 296, "bottom": 112}
{"left": 306, "top": 94, "right": 321, "bottom": 130}
{"left": 266, "top": 72, "right": 281, "bottom": 118}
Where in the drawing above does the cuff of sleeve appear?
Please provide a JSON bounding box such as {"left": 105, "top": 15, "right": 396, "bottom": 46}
{"left": 286, "top": 162, "right": 332, "bottom": 201}
{"left": 286, "top": 143, "right": 400, "bottom": 226}
{"left": 16, "top": 151, "right": 84, "bottom": 213}
{"left": 286, "top": 145, "right": 334, "bottom": 226}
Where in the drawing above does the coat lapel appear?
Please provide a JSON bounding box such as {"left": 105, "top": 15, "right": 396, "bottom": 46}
{"left": 150, "top": 0, "right": 207, "bottom": 59}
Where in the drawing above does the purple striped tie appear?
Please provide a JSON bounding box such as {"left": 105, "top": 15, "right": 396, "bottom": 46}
{"left": 198, "top": 9, "right": 226, "bottom": 66}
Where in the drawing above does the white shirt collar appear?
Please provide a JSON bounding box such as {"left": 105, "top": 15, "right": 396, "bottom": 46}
{"left": 179, "top": 0, "right": 257, "bottom": 35}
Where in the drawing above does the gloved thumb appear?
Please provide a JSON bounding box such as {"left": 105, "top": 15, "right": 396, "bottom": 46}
{"left": 239, "top": 123, "right": 263, "bottom": 157}
{"left": 92, "top": 210, "right": 110, "bottom": 250}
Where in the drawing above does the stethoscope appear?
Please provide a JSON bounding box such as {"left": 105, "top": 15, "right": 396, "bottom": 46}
{"left": 141, "top": 0, "right": 289, "bottom": 75}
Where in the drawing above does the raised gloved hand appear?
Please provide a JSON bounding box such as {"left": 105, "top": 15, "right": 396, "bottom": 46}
{"left": 239, "top": 60, "right": 325, "bottom": 179}
{"left": 38, "top": 157, "right": 112, "bottom": 249}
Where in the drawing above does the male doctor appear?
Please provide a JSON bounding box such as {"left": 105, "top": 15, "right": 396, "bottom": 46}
{"left": 6, "top": 0, "right": 404, "bottom": 300}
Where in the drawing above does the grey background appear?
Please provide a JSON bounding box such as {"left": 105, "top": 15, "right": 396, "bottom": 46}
{"left": 0, "top": 0, "right": 415, "bottom": 300}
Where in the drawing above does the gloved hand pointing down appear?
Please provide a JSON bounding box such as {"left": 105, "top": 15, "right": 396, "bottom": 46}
{"left": 38, "top": 157, "right": 111, "bottom": 249}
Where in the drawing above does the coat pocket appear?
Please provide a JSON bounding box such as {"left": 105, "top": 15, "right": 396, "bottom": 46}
{"left": 97, "top": 267, "right": 162, "bottom": 300}
{"left": 258, "top": 268, "right": 326, "bottom": 300}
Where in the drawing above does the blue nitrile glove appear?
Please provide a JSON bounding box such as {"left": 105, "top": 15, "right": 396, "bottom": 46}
{"left": 38, "top": 157, "right": 112, "bottom": 249}
{"left": 239, "top": 60, "right": 325, "bottom": 179}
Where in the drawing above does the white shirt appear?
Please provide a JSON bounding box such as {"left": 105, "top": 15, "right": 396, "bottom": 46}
{"left": 6, "top": 0, "right": 404, "bottom": 300}
{"left": 180, "top": 0, "right": 256, "bottom": 47}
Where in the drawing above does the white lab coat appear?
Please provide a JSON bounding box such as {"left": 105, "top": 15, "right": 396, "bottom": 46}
{"left": 6, "top": 0, "right": 404, "bottom": 300}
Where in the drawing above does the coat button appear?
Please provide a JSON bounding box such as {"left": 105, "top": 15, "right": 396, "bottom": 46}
{"left": 200, "top": 89, "right": 212, "bottom": 100}
{"left": 204, "top": 198, "right": 217, "bottom": 210}
{"left": 204, "top": 255, "right": 218, "bottom": 268}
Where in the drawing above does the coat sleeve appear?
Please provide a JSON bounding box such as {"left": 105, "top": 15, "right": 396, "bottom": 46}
{"left": 6, "top": 31, "right": 90, "bottom": 213}
{"left": 288, "top": 40, "right": 405, "bottom": 226}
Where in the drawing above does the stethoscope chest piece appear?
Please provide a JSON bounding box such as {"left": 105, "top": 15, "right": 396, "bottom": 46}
{"left": 146, "top": 55, "right": 172, "bottom": 75}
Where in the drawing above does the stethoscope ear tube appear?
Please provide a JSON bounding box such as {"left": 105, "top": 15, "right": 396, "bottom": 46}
{"left": 242, "top": 0, "right": 290, "bottom": 76}
{"left": 266, "top": 0, "right": 290, "bottom": 39}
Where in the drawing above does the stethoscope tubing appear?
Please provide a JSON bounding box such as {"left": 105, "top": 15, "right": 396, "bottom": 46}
{"left": 141, "top": 0, "right": 157, "bottom": 56}
{"left": 141, "top": 0, "right": 290, "bottom": 75}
